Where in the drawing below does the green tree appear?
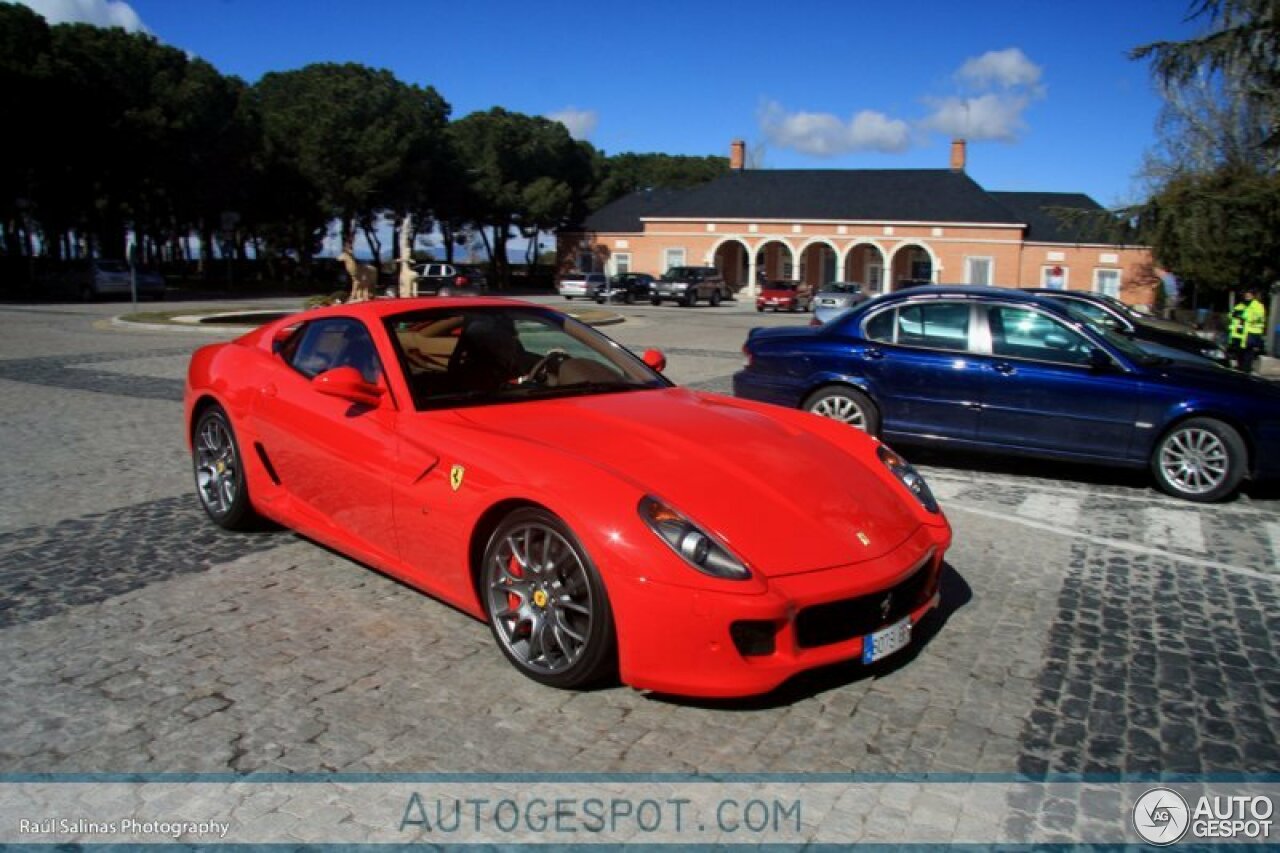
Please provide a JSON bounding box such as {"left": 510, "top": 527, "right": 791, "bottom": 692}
{"left": 448, "top": 108, "right": 595, "bottom": 286}
{"left": 253, "top": 63, "right": 450, "bottom": 264}
{"left": 589, "top": 152, "right": 730, "bottom": 209}
{"left": 1132, "top": 0, "right": 1280, "bottom": 294}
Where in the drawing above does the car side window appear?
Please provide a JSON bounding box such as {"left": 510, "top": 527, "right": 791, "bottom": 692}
{"left": 289, "top": 318, "right": 383, "bottom": 383}
{"left": 864, "top": 309, "right": 896, "bottom": 342}
{"left": 988, "top": 306, "right": 1092, "bottom": 366}
{"left": 897, "top": 303, "right": 970, "bottom": 351}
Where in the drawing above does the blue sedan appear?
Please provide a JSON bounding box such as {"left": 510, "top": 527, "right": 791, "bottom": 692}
{"left": 733, "top": 286, "right": 1280, "bottom": 502}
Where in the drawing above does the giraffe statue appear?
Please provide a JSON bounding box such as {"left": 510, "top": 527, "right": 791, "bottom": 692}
{"left": 397, "top": 214, "right": 417, "bottom": 298}
{"left": 337, "top": 249, "right": 377, "bottom": 303}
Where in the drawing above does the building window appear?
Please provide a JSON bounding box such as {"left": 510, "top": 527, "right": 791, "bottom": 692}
{"left": 966, "top": 256, "right": 993, "bottom": 286}
{"left": 1042, "top": 265, "right": 1068, "bottom": 289}
{"left": 663, "top": 248, "right": 685, "bottom": 273}
{"left": 612, "top": 253, "right": 631, "bottom": 275}
{"left": 1094, "top": 268, "right": 1121, "bottom": 298}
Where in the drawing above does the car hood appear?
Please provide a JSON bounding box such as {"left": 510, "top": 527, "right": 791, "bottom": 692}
{"left": 452, "top": 388, "right": 922, "bottom": 576}
{"left": 1144, "top": 359, "right": 1280, "bottom": 400}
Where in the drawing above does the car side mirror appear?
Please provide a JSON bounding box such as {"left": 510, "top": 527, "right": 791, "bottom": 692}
{"left": 642, "top": 348, "right": 667, "bottom": 373}
{"left": 313, "top": 366, "right": 384, "bottom": 407}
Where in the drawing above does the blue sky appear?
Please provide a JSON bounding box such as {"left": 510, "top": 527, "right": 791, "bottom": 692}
{"left": 19, "top": 0, "right": 1202, "bottom": 208}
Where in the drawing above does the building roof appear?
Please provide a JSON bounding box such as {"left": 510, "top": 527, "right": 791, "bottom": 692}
{"left": 989, "top": 191, "right": 1111, "bottom": 244}
{"left": 582, "top": 187, "right": 686, "bottom": 233}
{"left": 579, "top": 172, "right": 1117, "bottom": 246}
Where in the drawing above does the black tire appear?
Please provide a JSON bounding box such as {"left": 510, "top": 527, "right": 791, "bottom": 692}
{"left": 1150, "top": 417, "right": 1246, "bottom": 502}
{"left": 481, "top": 507, "right": 617, "bottom": 689}
{"left": 596, "top": 296, "right": 606, "bottom": 305}
{"left": 191, "top": 404, "right": 259, "bottom": 530}
{"left": 710, "top": 289, "right": 722, "bottom": 307}
{"left": 624, "top": 291, "right": 635, "bottom": 305}
{"left": 802, "top": 385, "right": 881, "bottom": 436}
{"left": 756, "top": 306, "right": 764, "bottom": 312}
{"left": 650, "top": 296, "right": 662, "bottom": 306}
{"left": 683, "top": 290, "right": 697, "bottom": 307}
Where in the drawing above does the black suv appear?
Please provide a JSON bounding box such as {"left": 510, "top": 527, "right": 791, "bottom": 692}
{"left": 651, "top": 266, "right": 731, "bottom": 307}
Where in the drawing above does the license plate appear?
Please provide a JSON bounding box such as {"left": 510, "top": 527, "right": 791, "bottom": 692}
{"left": 862, "top": 617, "right": 911, "bottom": 664}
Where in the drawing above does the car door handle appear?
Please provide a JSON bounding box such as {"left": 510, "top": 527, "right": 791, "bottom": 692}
{"left": 863, "top": 348, "right": 884, "bottom": 360}
{"left": 260, "top": 383, "right": 277, "bottom": 398}
{"left": 992, "top": 362, "right": 1015, "bottom": 376}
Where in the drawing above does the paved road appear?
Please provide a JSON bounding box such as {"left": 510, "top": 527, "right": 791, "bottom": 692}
{"left": 0, "top": 295, "right": 1276, "bottom": 844}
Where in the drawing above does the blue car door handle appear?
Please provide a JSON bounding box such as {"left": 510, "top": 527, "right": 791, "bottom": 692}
{"left": 863, "top": 347, "right": 884, "bottom": 360}
{"left": 992, "top": 362, "right": 1016, "bottom": 376}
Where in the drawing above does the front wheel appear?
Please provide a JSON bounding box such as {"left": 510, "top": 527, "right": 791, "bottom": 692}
{"left": 709, "top": 289, "right": 722, "bottom": 307}
{"left": 482, "top": 508, "right": 616, "bottom": 688}
{"left": 192, "top": 404, "right": 259, "bottom": 529}
{"left": 683, "top": 291, "right": 697, "bottom": 307}
{"left": 650, "top": 296, "right": 662, "bottom": 306}
{"left": 1151, "top": 417, "right": 1246, "bottom": 502}
{"left": 803, "top": 385, "right": 881, "bottom": 435}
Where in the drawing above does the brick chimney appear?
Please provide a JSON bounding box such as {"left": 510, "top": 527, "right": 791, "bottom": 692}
{"left": 730, "top": 139, "right": 746, "bottom": 171}
{"left": 950, "top": 138, "right": 967, "bottom": 172}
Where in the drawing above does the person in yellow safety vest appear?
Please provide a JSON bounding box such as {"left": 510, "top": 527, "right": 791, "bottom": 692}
{"left": 1227, "top": 286, "right": 1267, "bottom": 373}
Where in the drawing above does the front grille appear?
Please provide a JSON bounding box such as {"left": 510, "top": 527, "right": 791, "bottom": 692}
{"left": 794, "top": 561, "right": 933, "bottom": 649}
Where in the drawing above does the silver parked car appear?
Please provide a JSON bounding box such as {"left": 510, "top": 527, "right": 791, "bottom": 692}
{"left": 812, "top": 282, "right": 870, "bottom": 324}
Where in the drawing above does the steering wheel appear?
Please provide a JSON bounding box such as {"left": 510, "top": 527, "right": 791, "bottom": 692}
{"left": 518, "top": 349, "right": 570, "bottom": 385}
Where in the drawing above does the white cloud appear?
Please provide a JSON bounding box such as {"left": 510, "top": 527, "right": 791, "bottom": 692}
{"left": 15, "top": 0, "right": 149, "bottom": 32}
{"left": 920, "top": 48, "right": 1046, "bottom": 143}
{"left": 758, "top": 100, "right": 911, "bottom": 156}
{"left": 547, "top": 107, "right": 598, "bottom": 140}
{"left": 956, "top": 47, "right": 1043, "bottom": 92}
{"left": 920, "top": 93, "right": 1034, "bottom": 143}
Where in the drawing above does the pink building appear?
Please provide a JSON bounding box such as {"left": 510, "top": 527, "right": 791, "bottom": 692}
{"left": 559, "top": 140, "right": 1157, "bottom": 306}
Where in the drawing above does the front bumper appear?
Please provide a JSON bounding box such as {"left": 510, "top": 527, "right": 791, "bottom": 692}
{"left": 611, "top": 523, "right": 950, "bottom": 697}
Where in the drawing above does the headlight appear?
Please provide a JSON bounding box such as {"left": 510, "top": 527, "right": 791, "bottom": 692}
{"left": 639, "top": 496, "right": 750, "bottom": 580}
{"left": 877, "top": 445, "right": 940, "bottom": 514}
{"left": 673, "top": 283, "right": 688, "bottom": 290}
{"left": 1203, "top": 347, "right": 1226, "bottom": 361}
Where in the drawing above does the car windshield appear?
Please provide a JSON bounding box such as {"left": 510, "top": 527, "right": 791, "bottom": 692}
{"left": 823, "top": 284, "right": 861, "bottom": 294}
{"left": 1056, "top": 302, "right": 1167, "bottom": 364}
{"left": 767, "top": 283, "right": 797, "bottom": 292}
{"left": 385, "top": 306, "right": 669, "bottom": 410}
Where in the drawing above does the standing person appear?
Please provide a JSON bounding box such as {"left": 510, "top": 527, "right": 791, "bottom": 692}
{"left": 1227, "top": 287, "right": 1268, "bottom": 373}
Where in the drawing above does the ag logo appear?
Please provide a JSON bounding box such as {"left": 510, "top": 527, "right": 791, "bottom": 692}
{"left": 1133, "top": 787, "right": 1190, "bottom": 846}
{"left": 449, "top": 464, "right": 465, "bottom": 492}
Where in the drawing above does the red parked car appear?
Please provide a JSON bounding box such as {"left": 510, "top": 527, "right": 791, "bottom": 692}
{"left": 185, "top": 298, "right": 951, "bottom": 697}
{"left": 756, "top": 280, "right": 813, "bottom": 312}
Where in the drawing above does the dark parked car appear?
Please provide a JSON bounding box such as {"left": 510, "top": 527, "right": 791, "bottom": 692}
{"left": 68, "top": 259, "right": 165, "bottom": 301}
{"left": 593, "top": 273, "right": 655, "bottom": 304}
{"left": 734, "top": 286, "right": 1280, "bottom": 502}
{"left": 651, "top": 266, "right": 731, "bottom": 307}
{"left": 413, "top": 263, "right": 488, "bottom": 297}
{"left": 1022, "top": 288, "right": 1227, "bottom": 366}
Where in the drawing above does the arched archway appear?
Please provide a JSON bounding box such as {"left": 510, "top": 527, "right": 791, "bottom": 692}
{"left": 797, "top": 239, "right": 839, "bottom": 288}
{"left": 842, "top": 241, "right": 888, "bottom": 294}
{"left": 754, "top": 239, "right": 795, "bottom": 287}
{"left": 711, "top": 238, "right": 751, "bottom": 292}
{"left": 885, "top": 242, "right": 939, "bottom": 291}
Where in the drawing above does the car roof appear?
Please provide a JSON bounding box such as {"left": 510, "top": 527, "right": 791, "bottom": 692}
{"left": 291, "top": 296, "right": 543, "bottom": 323}
{"left": 837, "top": 285, "right": 1077, "bottom": 320}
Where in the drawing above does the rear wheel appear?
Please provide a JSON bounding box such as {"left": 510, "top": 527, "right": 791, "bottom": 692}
{"left": 1151, "top": 417, "right": 1246, "bottom": 502}
{"left": 482, "top": 507, "right": 616, "bottom": 688}
{"left": 624, "top": 291, "right": 635, "bottom": 305}
{"left": 192, "top": 404, "right": 259, "bottom": 529}
{"left": 803, "top": 385, "right": 881, "bottom": 435}
{"left": 650, "top": 295, "right": 662, "bottom": 306}
{"left": 710, "top": 289, "right": 722, "bottom": 307}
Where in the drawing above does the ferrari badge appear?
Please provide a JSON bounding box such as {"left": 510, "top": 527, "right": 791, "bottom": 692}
{"left": 450, "top": 464, "right": 465, "bottom": 492}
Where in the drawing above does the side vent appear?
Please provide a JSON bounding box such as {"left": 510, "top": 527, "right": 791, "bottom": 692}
{"left": 254, "top": 442, "right": 282, "bottom": 485}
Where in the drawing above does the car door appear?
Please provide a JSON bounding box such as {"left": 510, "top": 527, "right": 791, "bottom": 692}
{"left": 974, "top": 304, "right": 1138, "bottom": 460}
{"left": 251, "top": 316, "right": 401, "bottom": 561}
{"left": 858, "top": 300, "right": 985, "bottom": 441}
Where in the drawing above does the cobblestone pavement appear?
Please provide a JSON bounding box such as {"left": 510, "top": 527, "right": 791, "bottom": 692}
{"left": 0, "top": 299, "right": 1276, "bottom": 843}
